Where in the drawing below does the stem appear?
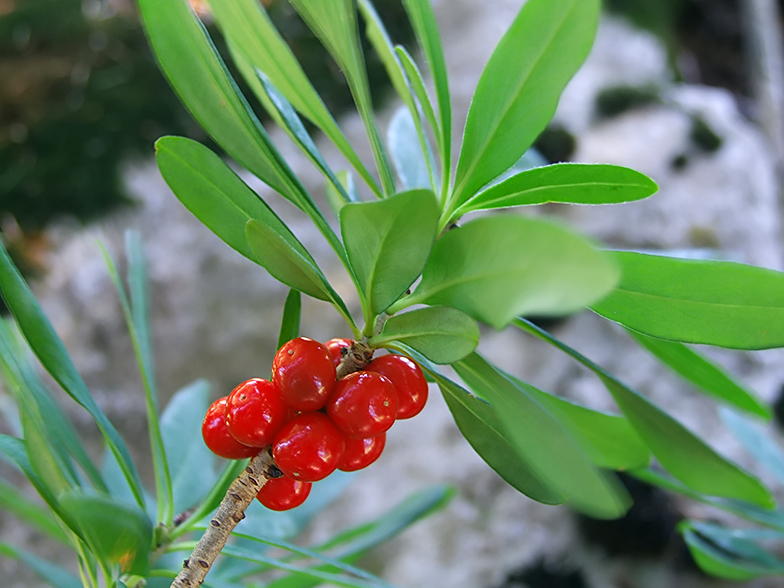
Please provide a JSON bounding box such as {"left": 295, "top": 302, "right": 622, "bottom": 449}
{"left": 336, "top": 340, "right": 374, "bottom": 379}
{"left": 169, "top": 449, "right": 282, "bottom": 588}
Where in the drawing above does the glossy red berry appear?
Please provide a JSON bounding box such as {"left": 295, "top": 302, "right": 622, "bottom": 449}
{"left": 226, "top": 378, "right": 288, "bottom": 447}
{"left": 272, "top": 337, "right": 336, "bottom": 411}
{"left": 338, "top": 433, "right": 386, "bottom": 472}
{"left": 257, "top": 476, "right": 311, "bottom": 511}
{"left": 325, "top": 337, "right": 352, "bottom": 368}
{"left": 202, "top": 397, "right": 259, "bottom": 460}
{"left": 326, "top": 371, "right": 398, "bottom": 439}
{"left": 273, "top": 412, "right": 345, "bottom": 482}
{"left": 367, "top": 354, "right": 428, "bottom": 420}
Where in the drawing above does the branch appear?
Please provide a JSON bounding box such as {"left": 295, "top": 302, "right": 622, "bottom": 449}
{"left": 336, "top": 340, "right": 374, "bottom": 379}
{"left": 170, "top": 448, "right": 281, "bottom": 588}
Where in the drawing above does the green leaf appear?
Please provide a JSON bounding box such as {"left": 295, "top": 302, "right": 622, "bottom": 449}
{"left": 720, "top": 407, "right": 784, "bottom": 486}
{"left": 206, "top": 0, "right": 381, "bottom": 196}
{"left": 0, "top": 478, "right": 69, "bottom": 544}
{"left": 340, "top": 189, "right": 439, "bottom": 315}
{"left": 436, "top": 373, "right": 563, "bottom": 504}
{"left": 629, "top": 330, "right": 770, "bottom": 419}
{"left": 0, "top": 242, "right": 145, "bottom": 507}
{"left": 454, "top": 163, "right": 658, "bottom": 218}
{"left": 278, "top": 290, "right": 303, "bottom": 351}
{"left": 450, "top": 0, "right": 600, "bottom": 210}
{"left": 0, "top": 320, "right": 106, "bottom": 492}
{"left": 59, "top": 492, "right": 152, "bottom": 576}
{"left": 395, "top": 46, "right": 441, "bottom": 157}
{"left": 245, "top": 219, "right": 331, "bottom": 302}
{"left": 453, "top": 353, "right": 628, "bottom": 518}
{"left": 516, "top": 380, "right": 651, "bottom": 470}
{"left": 137, "top": 0, "right": 302, "bottom": 204}
{"left": 155, "top": 136, "right": 309, "bottom": 265}
{"left": 0, "top": 543, "right": 82, "bottom": 588}
{"left": 370, "top": 306, "right": 479, "bottom": 364}
{"left": 325, "top": 171, "right": 358, "bottom": 217}
{"left": 288, "top": 0, "right": 395, "bottom": 196}
{"left": 591, "top": 251, "right": 784, "bottom": 349}
{"left": 21, "top": 406, "right": 74, "bottom": 497}
{"left": 159, "top": 380, "right": 215, "bottom": 513}
{"left": 681, "top": 521, "right": 784, "bottom": 580}
{"left": 403, "top": 215, "right": 619, "bottom": 329}
{"left": 515, "top": 318, "right": 775, "bottom": 508}
{"left": 387, "top": 107, "right": 431, "bottom": 191}
{"left": 401, "top": 0, "right": 451, "bottom": 194}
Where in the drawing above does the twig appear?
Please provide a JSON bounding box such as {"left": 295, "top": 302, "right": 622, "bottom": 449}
{"left": 336, "top": 340, "right": 374, "bottom": 379}
{"left": 170, "top": 448, "right": 281, "bottom": 588}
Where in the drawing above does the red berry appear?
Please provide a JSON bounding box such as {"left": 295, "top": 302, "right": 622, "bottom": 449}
{"left": 338, "top": 433, "right": 386, "bottom": 472}
{"left": 367, "top": 354, "right": 428, "bottom": 419}
{"left": 202, "top": 397, "right": 259, "bottom": 460}
{"left": 326, "top": 371, "right": 398, "bottom": 439}
{"left": 257, "top": 476, "right": 311, "bottom": 511}
{"left": 325, "top": 338, "right": 352, "bottom": 368}
{"left": 226, "top": 378, "right": 288, "bottom": 447}
{"left": 273, "top": 412, "right": 345, "bottom": 482}
{"left": 272, "top": 337, "right": 336, "bottom": 411}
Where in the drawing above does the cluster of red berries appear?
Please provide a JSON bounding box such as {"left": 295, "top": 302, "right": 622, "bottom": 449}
{"left": 201, "top": 337, "right": 428, "bottom": 511}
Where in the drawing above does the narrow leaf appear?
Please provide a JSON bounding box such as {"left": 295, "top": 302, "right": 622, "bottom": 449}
{"left": 288, "top": 0, "right": 395, "bottom": 195}
{"left": 404, "top": 215, "right": 618, "bottom": 329}
{"left": 325, "top": 171, "right": 358, "bottom": 217}
{"left": 155, "top": 136, "right": 311, "bottom": 265}
{"left": 59, "top": 492, "right": 152, "bottom": 576}
{"left": 451, "top": 0, "right": 600, "bottom": 208}
{"left": 395, "top": 46, "right": 442, "bottom": 158}
{"left": 278, "top": 290, "right": 303, "bottom": 351}
{"left": 340, "top": 189, "right": 439, "bottom": 315}
{"left": 453, "top": 354, "right": 628, "bottom": 518}
{"left": 388, "top": 108, "right": 431, "bottom": 191}
{"left": 515, "top": 318, "right": 774, "bottom": 508}
{"left": 591, "top": 251, "right": 784, "bottom": 349}
{"left": 21, "top": 406, "right": 74, "bottom": 496}
{"left": 0, "top": 242, "right": 145, "bottom": 507}
{"left": 137, "top": 0, "right": 300, "bottom": 203}
{"left": 455, "top": 163, "right": 658, "bottom": 217}
{"left": 371, "top": 306, "right": 479, "bottom": 364}
{"left": 159, "top": 380, "right": 215, "bottom": 513}
{"left": 206, "top": 0, "right": 380, "bottom": 195}
{"left": 629, "top": 330, "right": 770, "bottom": 419}
{"left": 0, "top": 478, "right": 69, "bottom": 544}
{"left": 0, "top": 543, "right": 82, "bottom": 588}
{"left": 720, "top": 408, "right": 784, "bottom": 486}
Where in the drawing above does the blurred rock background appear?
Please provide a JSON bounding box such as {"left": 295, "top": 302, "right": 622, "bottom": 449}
{"left": 3, "top": 0, "right": 784, "bottom": 587}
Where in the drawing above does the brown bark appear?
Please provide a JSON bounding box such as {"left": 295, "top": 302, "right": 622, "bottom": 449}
{"left": 170, "top": 448, "right": 281, "bottom": 588}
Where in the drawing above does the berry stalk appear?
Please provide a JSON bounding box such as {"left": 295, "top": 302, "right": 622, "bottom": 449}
{"left": 170, "top": 448, "right": 282, "bottom": 588}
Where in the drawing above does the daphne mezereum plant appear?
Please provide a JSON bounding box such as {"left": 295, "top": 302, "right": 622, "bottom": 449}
{"left": 2, "top": 0, "right": 784, "bottom": 586}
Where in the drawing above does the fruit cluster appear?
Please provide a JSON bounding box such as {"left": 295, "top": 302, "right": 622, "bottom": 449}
{"left": 201, "top": 337, "right": 428, "bottom": 511}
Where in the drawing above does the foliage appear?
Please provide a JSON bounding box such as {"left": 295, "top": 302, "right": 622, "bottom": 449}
{"left": 1, "top": 0, "right": 784, "bottom": 585}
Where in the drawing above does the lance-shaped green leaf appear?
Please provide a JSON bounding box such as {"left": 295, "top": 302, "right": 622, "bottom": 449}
{"left": 437, "top": 373, "right": 563, "bottom": 504}
{"left": 156, "top": 136, "right": 310, "bottom": 265}
{"left": 395, "top": 46, "right": 441, "bottom": 156}
{"left": 341, "top": 190, "right": 439, "bottom": 315}
{"left": 454, "top": 163, "right": 658, "bottom": 218}
{"left": 278, "top": 290, "right": 302, "bottom": 351}
{"left": 245, "top": 219, "right": 330, "bottom": 301}
{"left": 0, "top": 242, "right": 145, "bottom": 507}
{"left": 59, "top": 492, "right": 152, "bottom": 576}
{"left": 681, "top": 521, "right": 784, "bottom": 580}
{"left": 206, "top": 0, "right": 380, "bottom": 196}
{"left": 515, "top": 318, "right": 774, "bottom": 507}
{"left": 289, "top": 0, "right": 395, "bottom": 195}
{"left": 388, "top": 108, "right": 432, "bottom": 191}
{"left": 629, "top": 330, "right": 770, "bottom": 419}
{"left": 453, "top": 353, "right": 629, "bottom": 518}
{"left": 0, "top": 479, "right": 69, "bottom": 544}
{"left": 401, "top": 215, "right": 619, "bottom": 329}
{"left": 325, "top": 171, "right": 358, "bottom": 217}
{"left": 371, "top": 306, "right": 479, "bottom": 364}
{"left": 401, "top": 0, "right": 451, "bottom": 193}
{"left": 137, "top": 0, "right": 300, "bottom": 204}
{"left": 450, "top": 0, "right": 599, "bottom": 211}
{"left": 0, "top": 543, "right": 82, "bottom": 588}
{"left": 159, "top": 380, "right": 215, "bottom": 513}
{"left": 21, "top": 407, "right": 74, "bottom": 498}
{"left": 516, "top": 380, "right": 650, "bottom": 471}
{"left": 591, "top": 251, "right": 784, "bottom": 349}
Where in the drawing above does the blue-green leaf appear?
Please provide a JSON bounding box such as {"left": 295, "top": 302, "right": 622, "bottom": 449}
{"left": 0, "top": 543, "right": 82, "bottom": 588}
{"left": 387, "top": 107, "right": 431, "bottom": 191}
